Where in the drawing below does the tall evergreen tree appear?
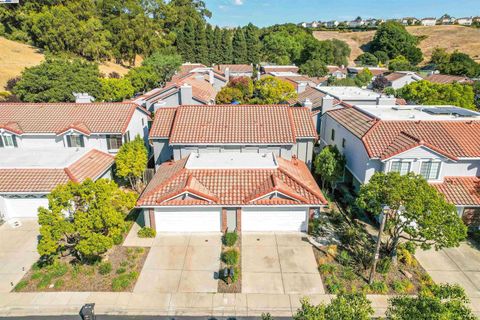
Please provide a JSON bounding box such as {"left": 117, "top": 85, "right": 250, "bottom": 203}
{"left": 220, "top": 29, "right": 233, "bottom": 63}
{"left": 205, "top": 23, "right": 215, "bottom": 65}
{"left": 232, "top": 28, "right": 248, "bottom": 64}
{"left": 244, "top": 23, "right": 261, "bottom": 65}
{"left": 176, "top": 18, "right": 196, "bottom": 62}
{"left": 194, "top": 22, "right": 208, "bottom": 64}
{"left": 212, "top": 26, "right": 223, "bottom": 64}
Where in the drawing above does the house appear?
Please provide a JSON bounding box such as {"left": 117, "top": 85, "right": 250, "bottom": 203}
{"left": 325, "top": 20, "right": 339, "bottom": 28}
{"left": 0, "top": 103, "right": 150, "bottom": 154}
{"left": 315, "top": 86, "right": 390, "bottom": 106}
{"left": 214, "top": 64, "right": 254, "bottom": 78}
{"left": 327, "top": 65, "right": 348, "bottom": 79}
{"left": 288, "top": 86, "right": 331, "bottom": 132}
{"left": 261, "top": 65, "right": 299, "bottom": 74}
{"left": 149, "top": 104, "right": 318, "bottom": 169}
{"left": 136, "top": 152, "right": 327, "bottom": 233}
{"left": 132, "top": 74, "right": 219, "bottom": 111}
{"left": 0, "top": 148, "right": 115, "bottom": 221}
{"left": 456, "top": 17, "right": 473, "bottom": 25}
{"left": 265, "top": 74, "right": 328, "bottom": 92}
{"left": 421, "top": 18, "right": 437, "bottom": 26}
{"left": 439, "top": 16, "right": 455, "bottom": 25}
{"left": 384, "top": 71, "right": 423, "bottom": 89}
{"left": 401, "top": 17, "right": 419, "bottom": 25}
{"left": 347, "top": 66, "right": 389, "bottom": 78}
{"left": 425, "top": 73, "right": 472, "bottom": 84}
{"left": 320, "top": 102, "right": 480, "bottom": 227}
{"left": 348, "top": 18, "right": 365, "bottom": 28}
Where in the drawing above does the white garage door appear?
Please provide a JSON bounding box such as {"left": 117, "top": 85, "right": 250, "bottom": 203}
{"left": 154, "top": 207, "right": 221, "bottom": 232}
{"left": 1, "top": 196, "right": 48, "bottom": 220}
{"left": 242, "top": 207, "right": 308, "bottom": 232}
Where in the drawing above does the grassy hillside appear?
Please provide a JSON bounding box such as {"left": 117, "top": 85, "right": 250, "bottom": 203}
{"left": 313, "top": 25, "right": 480, "bottom": 64}
{"left": 0, "top": 36, "right": 131, "bottom": 90}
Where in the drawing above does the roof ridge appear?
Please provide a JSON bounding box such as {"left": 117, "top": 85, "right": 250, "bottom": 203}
{"left": 277, "top": 164, "right": 326, "bottom": 204}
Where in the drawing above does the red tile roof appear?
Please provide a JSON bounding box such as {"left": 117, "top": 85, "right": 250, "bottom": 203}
{"left": 262, "top": 66, "right": 299, "bottom": 73}
{"left": 425, "top": 74, "right": 472, "bottom": 84}
{"left": 432, "top": 177, "right": 480, "bottom": 206}
{"left": 137, "top": 155, "right": 326, "bottom": 206}
{"left": 150, "top": 105, "right": 317, "bottom": 143}
{"left": 214, "top": 64, "right": 253, "bottom": 74}
{"left": 288, "top": 86, "right": 326, "bottom": 109}
{"left": 0, "top": 103, "right": 144, "bottom": 135}
{"left": 0, "top": 149, "right": 114, "bottom": 193}
{"left": 327, "top": 106, "right": 480, "bottom": 160}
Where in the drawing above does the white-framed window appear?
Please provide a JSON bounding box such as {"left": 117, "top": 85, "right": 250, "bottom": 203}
{"left": 66, "top": 135, "right": 84, "bottom": 148}
{"left": 390, "top": 161, "right": 411, "bottom": 175}
{"left": 0, "top": 134, "right": 17, "bottom": 148}
{"left": 106, "top": 135, "right": 123, "bottom": 150}
{"left": 420, "top": 161, "right": 441, "bottom": 180}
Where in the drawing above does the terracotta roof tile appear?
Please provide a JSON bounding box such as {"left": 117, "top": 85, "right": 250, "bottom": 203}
{"left": 137, "top": 155, "right": 326, "bottom": 206}
{"left": 150, "top": 105, "right": 317, "bottom": 143}
{"left": 433, "top": 177, "right": 480, "bottom": 206}
{"left": 425, "top": 74, "right": 472, "bottom": 84}
{"left": 214, "top": 64, "right": 253, "bottom": 74}
{"left": 288, "top": 86, "right": 326, "bottom": 109}
{"left": 0, "top": 103, "right": 142, "bottom": 134}
{"left": 0, "top": 149, "right": 114, "bottom": 193}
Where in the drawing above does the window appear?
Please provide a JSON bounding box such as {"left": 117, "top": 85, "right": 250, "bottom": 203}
{"left": 331, "top": 129, "right": 335, "bottom": 141}
{"left": 66, "top": 135, "right": 84, "bottom": 148}
{"left": 107, "top": 135, "right": 123, "bottom": 150}
{"left": 123, "top": 131, "right": 130, "bottom": 143}
{"left": 420, "top": 161, "right": 441, "bottom": 180}
{"left": 342, "top": 138, "right": 346, "bottom": 148}
{"left": 390, "top": 161, "right": 411, "bottom": 175}
{"left": 0, "top": 134, "right": 17, "bottom": 148}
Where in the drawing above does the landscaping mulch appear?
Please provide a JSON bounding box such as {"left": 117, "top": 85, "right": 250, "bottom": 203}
{"left": 15, "top": 245, "right": 149, "bottom": 292}
{"left": 217, "top": 234, "right": 242, "bottom": 293}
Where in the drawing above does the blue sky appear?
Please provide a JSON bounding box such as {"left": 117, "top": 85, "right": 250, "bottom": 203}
{"left": 205, "top": 0, "right": 480, "bottom": 27}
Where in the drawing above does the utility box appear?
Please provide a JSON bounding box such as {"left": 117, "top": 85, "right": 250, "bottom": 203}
{"left": 80, "top": 303, "right": 96, "bottom": 320}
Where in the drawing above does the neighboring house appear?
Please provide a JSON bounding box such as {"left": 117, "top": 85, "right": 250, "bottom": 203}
{"left": 261, "top": 65, "right": 299, "bottom": 74}
{"left": 327, "top": 65, "right": 348, "bottom": 79}
{"left": 0, "top": 103, "right": 150, "bottom": 154}
{"left": 347, "top": 66, "right": 389, "bottom": 78}
{"left": 265, "top": 73, "right": 328, "bottom": 92}
{"left": 425, "top": 73, "right": 473, "bottom": 84}
{"left": 137, "top": 152, "right": 327, "bottom": 233}
{"left": 384, "top": 71, "right": 423, "bottom": 89}
{"left": 348, "top": 18, "right": 365, "bottom": 28}
{"left": 325, "top": 20, "right": 339, "bottom": 28}
{"left": 320, "top": 103, "right": 480, "bottom": 227}
{"left": 0, "top": 148, "right": 114, "bottom": 221}
{"left": 316, "top": 86, "right": 393, "bottom": 106}
{"left": 439, "top": 16, "right": 455, "bottom": 25}
{"left": 401, "top": 17, "right": 419, "bottom": 25}
{"left": 214, "top": 64, "right": 254, "bottom": 78}
{"left": 288, "top": 86, "right": 333, "bottom": 132}
{"left": 456, "top": 17, "right": 473, "bottom": 25}
{"left": 149, "top": 104, "right": 318, "bottom": 169}
{"left": 421, "top": 18, "right": 437, "bottom": 26}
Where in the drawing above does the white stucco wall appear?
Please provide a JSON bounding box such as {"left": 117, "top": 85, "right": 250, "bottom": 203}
{"left": 390, "top": 75, "right": 419, "bottom": 90}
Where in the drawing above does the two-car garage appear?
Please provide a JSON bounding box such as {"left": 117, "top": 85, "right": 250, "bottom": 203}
{"left": 150, "top": 207, "right": 309, "bottom": 233}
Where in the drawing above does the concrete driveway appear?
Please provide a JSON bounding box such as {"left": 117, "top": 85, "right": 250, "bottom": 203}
{"left": 242, "top": 233, "right": 324, "bottom": 294}
{"left": 415, "top": 242, "right": 480, "bottom": 301}
{"left": 134, "top": 233, "right": 221, "bottom": 294}
{"left": 0, "top": 220, "right": 39, "bottom": 292}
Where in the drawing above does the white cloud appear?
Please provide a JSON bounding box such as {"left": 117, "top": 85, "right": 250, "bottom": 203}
{"left": 233, "top": 0, "right": 244, "bottom": 5}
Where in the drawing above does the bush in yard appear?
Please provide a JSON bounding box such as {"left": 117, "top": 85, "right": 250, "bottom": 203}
{"left": 111, "top": 272, "right": 138, "bottom": 291}
{"left": 337, "top": 250, "right": 352, "bottom": 266}
{"left": 221, "top": 249, "right": 239, "bottom": 266}
{"left": 341, "top": 266, "right": 356, "bottom": 281}
{"left": 14, "top": 280, "right": 28, "bottom": 291}
{"left": 319, "top": 263, "right": 337, "bottom": 275}
{"left": 98, "top": 262, "right": 112, "bottom": 275}
{"left": 325, "top": 275, "right": 343, "bottom": 294}
{"left": 223, "top": 231, "right": 238, "bottom": 246}
{"left": 377, "top": 257, "right": 392, "bottom": 274}
{"left": 392, "top": 279, "right": 414, "bottom": 294}
{"left": 115, "top": 135, "right": 148, "bottom": 192}
{"left": 137, "top": 227, "right": 156, "bottom": 238}
{"left": 116, "top": 267, "right": 127, "bottom": 274}
{"left": 294, "top": 294, "right": 373, "bottom": 320}
{"left": 365, "top": 280, "right": 388, "bottom": 294}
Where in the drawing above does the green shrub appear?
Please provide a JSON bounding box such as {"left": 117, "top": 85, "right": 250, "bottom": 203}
{"left": 223, "top": 232, "right": 238, "bottom": 247}
{"left": 113, "top": 234, "right": 124, "bottom": 245}
{"left": 403, "top": 241, "right": 417, "bottom": 254}
{"left": 341, "top": 266, "right": 356, "bottom": 281}
{"left": 112, "top": 275, "right": 131, "bottom": 291}
{"left": 54, "top": 279, "right": 64, "bottom": 289}
{"left": 319, "top": 263, "right": 337, "bottom": 275}
{"left": 392, "top": 279, "right": 414, "bottom": 294}
{"left": 377, "top": 258, "right": 391, "bottom": 275}
{"left": 98, "top": 262, "right": 112, "bottom": 275}
{"left": 48, "top": 262, "right": 68, "bottom": 278}
{"left": 261, "top": 313, "right": 274, "bottom": 320}
{"left": 37, "top": 274, "right": 53, "bottom": 289}
{"left": 231, "top": 266, "right": 240, "bottom": 283}
{"left": 337, "top": 250, "right": 352, "bottom": 266}
{"left": 135, "top": 247, "right": 144, "bottom": 254}
{"left": 367, "top": 280, "right": 388, "bottom": 294}
{"left": 137, "top": 227, "right": 156, "bottom": 238}
{"left": 31, "top": 272, "right": 43, "bottom": 280}
{"left": 14, "top": 280, "right": 28, "bottom": 291}
{"left": 221, "top": 249, "right": 239, "bottom": 266}
{"left": 116, "top": 267, "right": 127, "bottom": 274}
{"left": 325, "top": 275, "right": 344, "bottom": 294}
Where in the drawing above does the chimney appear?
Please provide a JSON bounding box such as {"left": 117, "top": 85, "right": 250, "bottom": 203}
{"left": 297, "top": 81, "right": 307, "bottom": 93}
{"left": 180, "top": 84, "right": 193, "bottom": 105}
{"left": 303, "top": 98, "right": 313, "bottom": 110}
{"left": 225, "top": 67, "right": 230, "bottom": 82}
{"left": 208, "top": 70, "right": 214, "bottom": 85}
{"left": 376, "top": 95, "right": 397, "bottom": 105}
{"left": 73, "top": 92, "right": 94, "bottom": 103}
{"left": 321, "top": 95, "right": 334, "bottom": 114}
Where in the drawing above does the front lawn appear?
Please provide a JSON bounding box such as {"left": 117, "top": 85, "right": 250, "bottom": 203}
{"left": 15, "top": 246, "right": 149, "bottom": 292}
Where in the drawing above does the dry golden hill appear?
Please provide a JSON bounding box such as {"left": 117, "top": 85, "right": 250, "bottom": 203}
{"left": 313, "top": 25, "right": 480, "bottom": 64}
{"left": 0, "top": 36, "right": 131, "bottom": 90}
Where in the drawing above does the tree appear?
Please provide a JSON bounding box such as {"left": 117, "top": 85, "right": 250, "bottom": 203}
{"left": 194, "top": 22, "right": 208, "bottom": 65}
{"left": 244, "top": 23, "right": 261, "bottom": 65}
{"left": 354, "top": 68, "right": 373, "bottom": 87}
{"left": 251, "top": 76, "right": 297, "bottom": 104}
{"left": 372, "top": 75, "right": 390, "bottom": 92}
{"left": 329, "top": 77, "right": 357, "bottom": 86}
{"left": 474, "top": 81, "right": 480, "bottom": 109}
{"left": 220, "top": 28, "right": 233, "bottom": 63}
{"left": 374, "top": 50, "right": 389, "bottom": 64}
{"left": 299, "top": 59, "right": 328, "bottom": 77}
{"left": 314, "top": 145, "right": 346, "bottom": 192}
{"left": 37, "top": 179, "right": 137, "bottom": 263}
{"left": 293, "top": 294, "right": 373, "bottom": 320}
{"left": 356, "top": 52, "right": 378, "bottom": 66}
{"left": 215, "top": 87, "right": 244, "bottom": 104}
{"left": 386, "top": 284, "right": 477, "bottom": 320}
{"left": 212, "top": 25, "right": 223, "bottom": 64}
{"left": 356, "top": 172, "right": 467, "bottom": 262}
{"left": 99, "top": 78, "right": 135, "bottom": 102}
{"left": 115, "top": 135, "right": 148, "bottom": 192}
{"left": 125, "top": 66, "right": 157, "bottom": 93}
{"left": 431, "top": 48, "right": 480, "bottom": 78}
{"left": 205, "top": 23, "right": 215, "bottom": 64}
{"left": 370, "top": 21, "right": 423, "bottom": 65}
{"left": 13, "top": 58, "right": 101, "bottom": 102}
{"left": 397, "top": 80, "right": 476, "bottom": 110}
{"left": 232, "top": 28, "right": 248, "bottom": 64}
{"left": 388, "top": 55, "right": 415, "bottom": 71}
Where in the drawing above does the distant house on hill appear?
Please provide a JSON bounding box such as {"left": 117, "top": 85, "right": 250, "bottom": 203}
{"left": 384, "top": 71, "right": 423, "bottom": 89}
{"left": 421, "top": 18, "right": 437, "bottom": 26}
{"left": 456, "top": 17, "right": 473, "bottom": 25}
{"left": 425, "top": 73, "right": 472, "bottom": 84}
